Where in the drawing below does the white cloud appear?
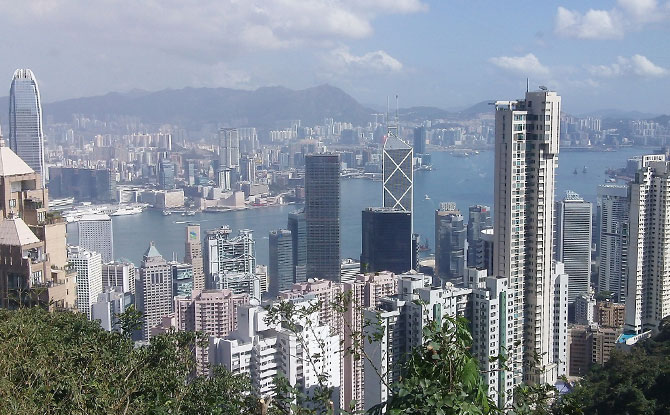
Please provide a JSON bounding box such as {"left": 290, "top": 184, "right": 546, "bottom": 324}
{"left": 328, "top": 47, "right": 404, "bottom": 73}
{"left": 588, "top": 55, "right": 668, "bottom": 77}
{"left": 0, "top": 0, "right": 428, "bottom": 58}
{"left": 555, "top": 7, "right": 622, "bottom": 39}
{"left": 489, "top": 53, "right": 550, "bottom": 77}
{"left": 555, "top": 1, "right": 670, "bottom": 39}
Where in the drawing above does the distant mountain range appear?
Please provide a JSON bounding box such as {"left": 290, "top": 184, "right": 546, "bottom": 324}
{"left": 0, "top": 85, "right": 665, "bottom": 131}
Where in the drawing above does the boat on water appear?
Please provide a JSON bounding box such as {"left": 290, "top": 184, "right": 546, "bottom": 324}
{"left": 583, "top": 166, "right": 588, "bottom": 174}
{"left": 573, "top": 168, "right": 578, "bottom": 175}
{"left": 424, "top": 194, "right": 430, "bottom": 200}
{"left": 418, "top": 239, "right": 431, "bottom": 252}
{"left": 111, "top": 206, "right": 143, "bottom": 216}
{"left": 162, "top": 210, "right": 172, "bottom": 216}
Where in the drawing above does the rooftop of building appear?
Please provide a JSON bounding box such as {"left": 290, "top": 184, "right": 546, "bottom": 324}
{"left": 79, "top": 214, "right": 112, "bottom": 221}
{"left": 144, "top": 241, "right": 162, "bottom": 259}
{"left": 0, "top": 146, "right": 34, "bottom": 177}
{"left": 0, "top": 217, "right": 40, "bottom": 246}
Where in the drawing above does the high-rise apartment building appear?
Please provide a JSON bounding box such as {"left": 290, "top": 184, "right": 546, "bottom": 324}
{"left": 269, "top": 229, "right": 293, "bottom": 295}
{"left": 360, "top": 207, "right": 412, "bottom": 274}
{"left": 8, "top": 69, "right": 45, "bottom": 185}
{"left": 305, "top": 154, "right": 341, "bottom": 281}
{"left": 342, "top": 272, "right": 397, "bottom": 412}
{"left": 210, "top": 299, "right": 341, "bottom": 405}
{"left": 78, "top": 214, "right": 114, "bottom": 263}
{"left": 554, "top": 191, "right": 592, "bottom": 308}
{"left": 435, "top": 203, "right": 466, "bottom": 284}
{"left": 596, "top": 185, "right": 629, "bottom": 302}
{"left": 468, "top": 276, "right": 515, "bottom": 407}
{"left": 467, "top": 205, "right": 492, "bottom": 268}
{"left": 219, "top": 128, "right": 240, "bottom": 169}
{"left": 287, "top": 210, "right": 307, "bottom": 284}
{"left": 625, "top": 154, "right": 670, "bottom": 334}
{"left": 173, "top": 289, "right": 249, "bottom": 372}
{"left": 68, "top": 245, "right": 103, "bottom": 320}
{"left": 363, "top": 274, "right": 470, "bottom": 410}
{"left": 382, "top": 129, "right": 413, "bottom": 214}
{"left": 137, "top": 242, "right": 173, "bottom": 341}
{"left": 184, "top": 224, "right": 205, "bottom": 291}
{"left": 494, "top": 90, "right": 562, "bottom": 385}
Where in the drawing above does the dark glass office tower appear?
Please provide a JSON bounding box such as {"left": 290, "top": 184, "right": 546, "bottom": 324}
{"left": 158, "top": 157, "right": 175, "bottom": 189}
{"left": 435, "top": 203, "right": 466, "bottom": 284}
{"left": 413, "top": 126, "right": 426, "bottom": 155}
{"left": 360, "top": 207, "right": 412, "bottom": 274}
{"left": 305, "top": 154, "right": 341, "bottom": 281}
{"left": 467, "top": 205, "right": 492, "bottom": 268}
{"left": 269, "top": 229, "right": 294, "bottom": 295}
{"left": 288, "top": 209, "right": 307, "bottom": 283}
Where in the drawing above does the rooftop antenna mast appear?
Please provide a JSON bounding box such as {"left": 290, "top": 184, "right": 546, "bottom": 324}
{"left": 526, "top": 78, "right": 529, "bottom": 93}
{"left": 395, "top": 94, "right": 399, "bottom": 130}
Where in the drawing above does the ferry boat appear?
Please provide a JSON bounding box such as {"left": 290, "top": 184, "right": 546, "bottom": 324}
{"left": 110, "top": 206, "right": 143, "bottom": 216}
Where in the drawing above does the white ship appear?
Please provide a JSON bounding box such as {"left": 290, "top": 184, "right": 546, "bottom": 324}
{"left": 110, "top": 206, "right": 144, "bottom": 216}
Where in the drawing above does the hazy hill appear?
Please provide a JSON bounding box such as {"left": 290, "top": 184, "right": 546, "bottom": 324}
{"left": 36, "top": 84, "right": 375, "bottom": 128}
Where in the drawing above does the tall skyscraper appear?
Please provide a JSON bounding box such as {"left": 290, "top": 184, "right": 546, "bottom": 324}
{"left": 184, "top": 224, "right": 205, "bottom": 292}
{"left": 78, "top": 214, "right": 114, "bottom": 263}
{"left": 287, "top": 210, "right": 307, "bottom": 284}
{"left": 413, "top": 126, "right": 426, "bottom": 155}
{"left": 554, "top": 191, "right": 592, "bottom": 310}
{"left": 68, "top": 246, "right": 103, "bottom": 320}
{"left": 467, "top": 205, "right": 492, "bottom": 268}
{"left": 382, "top": 128, "right": 413, "bottom": 214}
{"left": 342, "top": 272, "right": 397, "bottom": 412}
{"left": 360, "top": 207, "right": 412, "bottom": 274}
{"left": 158, "top": 157, "right": 175, "bottom": 190}
{"left": 435, "top": 203, "right": 466, "bottom": 284}
{"left": 8, "top": 69, "right": 45, "bottom": 185}
{"left": 137, "top": 242, "right": 173, "bottom": 341}
{"left": 625, "top": 155, "right": 670, "bottom": 334}
{"left": 305, "top": 154, "right": 341, "bottom": 281}
{"left": 269, "top": 229, "right": 293, "bottom": 295}
{"left": 219, "top": 128, "right": 240, "bottom": 169}
{"left": 171, "top": 262, "right": 194, "bottom": 297}
{"left": 596, "top": 185, "right": 630, "bottom": 302}
{"left": 494, "top": 90, "right": 562, "bottom": 385}
{"left": 204, "top": 227, "right": 259, "bottom": 299}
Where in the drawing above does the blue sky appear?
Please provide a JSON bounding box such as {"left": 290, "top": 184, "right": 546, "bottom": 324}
{"left": 1, "top": 0, "right": 668, "bottom": 114}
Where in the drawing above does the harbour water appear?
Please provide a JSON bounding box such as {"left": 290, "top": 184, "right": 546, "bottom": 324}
{"left": 67, "top": 147, "right": 650, "bottom": 267}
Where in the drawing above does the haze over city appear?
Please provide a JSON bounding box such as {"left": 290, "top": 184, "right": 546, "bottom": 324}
{"left": 1, "top": 0, "right": 669, "bottom": 114}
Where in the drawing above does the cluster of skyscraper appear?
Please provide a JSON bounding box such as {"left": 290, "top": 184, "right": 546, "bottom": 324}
{"left": 4, "top": 67, "right": 670, "bottom": 412}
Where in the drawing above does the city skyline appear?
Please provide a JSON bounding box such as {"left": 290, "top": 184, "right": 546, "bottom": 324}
{"left": 0, "top": 2, "right": 667, "bottom": 114}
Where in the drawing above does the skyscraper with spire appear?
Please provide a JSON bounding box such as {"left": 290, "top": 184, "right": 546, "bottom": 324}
{"left": 8, "top": 69, "right": 45, "bottom": 185}
{"left": 382, "top": 126, "right": 413, "bottom": 214}
{"left": 494, "top": 89, "right": 563, "bottom": 386}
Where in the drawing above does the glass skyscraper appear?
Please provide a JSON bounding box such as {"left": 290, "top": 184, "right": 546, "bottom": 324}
{"left": 360, "top": 207, "right": 412, "bottom": 274}
{"left": 382, "top": 127, "right": 413, "bottom": 214}
{"left": 305, "top": 154, "right": 340, "bottom": 281}
{"left": 9, "top": 69, "right": 45, "bottom": 185}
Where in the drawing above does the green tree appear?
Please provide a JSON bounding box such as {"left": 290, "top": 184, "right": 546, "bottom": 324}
{"left": 369, "top": 316, "right": 495, "bottom": 415}
{"left": 0, "top": 306, "right": 258, "bottom": 414}
{"left": 557, "top": 320, "right": 670, "bottom": 415}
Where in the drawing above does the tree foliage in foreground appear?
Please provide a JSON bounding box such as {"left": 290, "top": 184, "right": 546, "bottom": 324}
{"left": 559, "top": 318, "right": 670, "bottom": 415}
{"left": 0, "top": 307, "right": 257, "bottom": 415}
